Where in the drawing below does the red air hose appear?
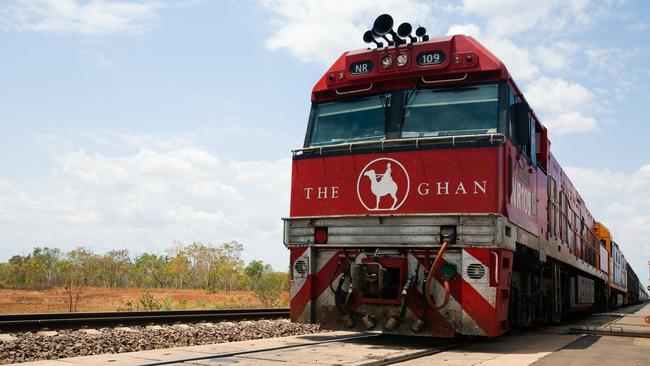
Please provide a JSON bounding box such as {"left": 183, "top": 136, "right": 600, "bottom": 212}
{"left": 425, "top": 240, "right": 451, "bottom": 309}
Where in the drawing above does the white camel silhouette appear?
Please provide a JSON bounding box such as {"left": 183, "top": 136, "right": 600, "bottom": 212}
{"left": 363, "top": 163, "right": 398, "bottom": 209}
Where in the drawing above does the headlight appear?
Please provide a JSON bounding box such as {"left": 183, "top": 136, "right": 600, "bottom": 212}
{"left": 381, "top": 56, "right": 393, "bottom": 68}
{"left": 396, "top": 53, "right": 408, "bottom": 66}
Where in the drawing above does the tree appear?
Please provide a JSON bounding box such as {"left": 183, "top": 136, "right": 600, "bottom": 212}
{"left": 182, "top": 242, "right": 221, "bottom": 289}
{"left": 168, "top": 253, "right": 191, "bottom": 289}
{"left": 56, "top": 258, "right": 84, "bottom": 312}
{"left": 254, "top": 271, "right": 289, "bottom": 307}
{"left": 245, "top": 260, "right": 265, "bottom": 290}
{"left": 0, "top": 262, "right": 8, "bottom": 288}
{"left": 210, "top": 241, "right": 244, "bottom": 291}
{"left": 102, "top": 250, "right": 131, "bottom": 288}
{"left": 132, "top": 253, "right": 169, "bottom": 288}
{"left": 6, "top": 255, "right": 27, "bottom": 288}
{"left": 23, "top": 247, "right": 61, "bottom": 289}
{"left": 66, "top": 247, "right": 101, "bottom": 286}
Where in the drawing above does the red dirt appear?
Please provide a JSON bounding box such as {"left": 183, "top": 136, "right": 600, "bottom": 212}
{"left": 0, "top": 288, "right": 282, "bottom": 313}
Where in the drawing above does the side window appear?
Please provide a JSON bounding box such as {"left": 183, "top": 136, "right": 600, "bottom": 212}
{"left": 561, "top": 191, "right": 569, "bottom": 244}
{"left": 508, "top": 86, "right": 519, "bottom": 141}
{"left": 529, "top": 114, "right": 537, "bottom": 165}
{"left": 558, "top": 191, "right": 564, "bottom": 242}
{"left": 547, "top": 177, "right": 557, "bottom": 238}
{"left": 508, "top": 85, "right": 535, "bottom": 164}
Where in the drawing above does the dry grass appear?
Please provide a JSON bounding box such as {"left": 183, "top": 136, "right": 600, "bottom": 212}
{"left": 0, "top": 288, "right": 288, "bottom": 313}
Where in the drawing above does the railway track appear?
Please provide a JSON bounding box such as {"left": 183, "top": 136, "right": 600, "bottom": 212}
{"left": 135, "top": 333, "right": 468, "bottom": 366}
{"left": 0, "top": 308, "right": 289, "bottom": 332}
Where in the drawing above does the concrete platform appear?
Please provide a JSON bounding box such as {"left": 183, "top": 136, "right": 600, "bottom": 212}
{"left": 12, "top": 304, "right": 650, "bottom": 366}
{"left": 533, "top": 302, "right": 650, "bottom": 366}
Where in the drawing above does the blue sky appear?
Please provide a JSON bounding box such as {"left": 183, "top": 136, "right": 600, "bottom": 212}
{"left": 0, "top": 0, "right": 648, "bottom": 281}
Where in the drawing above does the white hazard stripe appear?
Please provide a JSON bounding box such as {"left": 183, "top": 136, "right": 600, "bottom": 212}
{"left": 313, "top": 250, "right": 345, "bottom": 311}
{"left": 291, "top": 248, "right": 340, "bottom": 300}
{"left": 292, "top": 249, "right": 339, "bottom": 324}
{"left": 290, "top": 247, "right": 311, "bottom": 300}
{"left": 462, "top": 249, "right": 497, "bottom": 307}
{"left": 407, "top": 252, "right": 487, "bottom": 336}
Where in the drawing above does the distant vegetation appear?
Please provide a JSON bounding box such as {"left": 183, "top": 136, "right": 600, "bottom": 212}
{"left": 0, "top": 242, "right": 288, "bottom": 310}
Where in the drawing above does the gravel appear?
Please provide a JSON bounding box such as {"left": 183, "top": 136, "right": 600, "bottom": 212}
{"left": 0, "top": 319, "right": 322, "bottom": 364}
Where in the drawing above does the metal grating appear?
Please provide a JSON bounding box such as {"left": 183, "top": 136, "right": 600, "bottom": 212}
{"left": 466, "top": 263, "right": 486, "bottom": 280}
{"left": 294, "top": 259, "right": 308, "bottom": 278}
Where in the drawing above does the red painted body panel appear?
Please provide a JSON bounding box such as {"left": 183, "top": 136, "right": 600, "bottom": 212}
{"left": 312, "top": 35, "right": 507, "bottom": 102}
{"left": 291, "top": 147, "right": 501, "bottom": 217}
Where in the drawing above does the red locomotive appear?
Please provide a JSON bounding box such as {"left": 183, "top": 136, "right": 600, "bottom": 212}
{"left": 283, "top": 14, "right": 645, "bottom": 337}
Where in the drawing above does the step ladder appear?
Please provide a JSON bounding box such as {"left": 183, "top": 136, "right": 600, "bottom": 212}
{"left": 552, "top": 263, "right": 562, "bottom": 323}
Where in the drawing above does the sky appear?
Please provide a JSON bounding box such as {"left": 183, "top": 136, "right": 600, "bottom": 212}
{"left": 0, "top": 0, "right": 648, "bottom": 282}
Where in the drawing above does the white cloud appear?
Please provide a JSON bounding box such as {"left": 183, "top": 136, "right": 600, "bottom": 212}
{"left": 0, "top": 0, "right": 161, "bottom": 35}
{"left": 585, "top": 47, "right": 627, "bottom": 73}
{"left": 525, "top": 76, "right": 598, "bottom": 134}
{"left": 447, "top": 23, "right": 480, "bottom": 38}
{"left": 526, "top": 77, "right": 593, "bottom": 114}
{"left": 484, "top": 37, "right": 539, "bottom": 81}
{"left": 260, "top": 0, "right": 433, "bottom": 65}
{"left": 83, "top": 131, "right": 197, "bottom": 150}
{"left": 446, "top": 24, "right": 539, "bottom": 81}
{"left": 229, "top": 159, "right": 292, "bottom": 193}
{"left": 566, "top": 164, "right": 650, "bottom": 283}
{"left": 0, "top": 137, "right": 292, "bottom": 269}
{"left": 543, "top": 112, "right": 598, "bottom": 134}
{"left": 461, "top": 0, "right": 594, "bottom": 36}
{"left": 534, "top": 41, "right": 578, "bottom": 71}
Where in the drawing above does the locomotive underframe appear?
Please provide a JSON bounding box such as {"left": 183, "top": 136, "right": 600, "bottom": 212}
{"left": 284, "top": 213, "right": 608, "bottom": 336}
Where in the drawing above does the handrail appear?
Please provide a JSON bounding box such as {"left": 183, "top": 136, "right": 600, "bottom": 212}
{"left": 421, "top": 73, "right": 468, "bottom": 84}
{"left": 491, "top": 251, "right": 499, "bottom": 285}
{"left": 293, "top": 133, "right": 505, "bottom": 155}
{"left": 335, "top": 83, "right": 374, "bottom": 95}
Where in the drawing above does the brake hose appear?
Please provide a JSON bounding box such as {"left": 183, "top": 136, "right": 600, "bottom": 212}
{"left": 425, "top": 240, "right": 451, "bottom": 309}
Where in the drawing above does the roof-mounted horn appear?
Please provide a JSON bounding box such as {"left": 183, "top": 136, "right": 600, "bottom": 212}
{"left": 415, "top": 26, "right": 429, "bottom": 42}
{"left": 363, "top": 30, "right": 383, "bottom": 48}
{"left": 372, "top": 14, "right": 405, "bottom": 46}
{"left": 397, "top": 22, "right": 416, "bottom": 43}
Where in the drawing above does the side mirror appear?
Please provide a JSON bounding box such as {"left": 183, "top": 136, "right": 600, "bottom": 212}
{"left": 510, "top": 102, "right": 531, "bottom": 151}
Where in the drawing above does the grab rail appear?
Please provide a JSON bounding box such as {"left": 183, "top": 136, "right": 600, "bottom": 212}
{"left": 421, "top": 73, "right": 468, "bottom": 84}
{"left": 335, "top": 83, "right": 374, "bottom": 95}
{"left": 293, "top": 133, "right": 506, "bottom": 156}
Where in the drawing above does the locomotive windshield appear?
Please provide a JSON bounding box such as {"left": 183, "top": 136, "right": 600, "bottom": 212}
{"left": 307, "top": 83, "right": 499, "bottom": 147}
{"left": 309, "top": 94, "right": 390, "bottom": 146}
{"left": 401, "top": 83, "right": 498, "bottom": 137}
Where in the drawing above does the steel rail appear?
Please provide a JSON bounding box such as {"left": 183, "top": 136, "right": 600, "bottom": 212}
{"left": 358, "top": 340, "right": 470, "bottom": 366}
{"left": 569, "top": 326, "right": 650, "bottom": 338}
{"left": 0, "top": 308, "right": 289, "bottom": 332}
{"left": 135, "top": 333, "right": 468, "bottom": 366}
{"left": 136, "top": 333, "right": 381, "bottom": 366}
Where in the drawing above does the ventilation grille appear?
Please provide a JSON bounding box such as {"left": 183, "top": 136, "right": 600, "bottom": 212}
{"left": 466, "top": 263, "right": 486, "bottom": 280}
{"left": 294, "top": 259, "right": 308, "bottom": 278}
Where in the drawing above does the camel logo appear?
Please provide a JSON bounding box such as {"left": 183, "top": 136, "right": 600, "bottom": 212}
{"left": 357, "top": 158, "right": 410, "bottom": 211}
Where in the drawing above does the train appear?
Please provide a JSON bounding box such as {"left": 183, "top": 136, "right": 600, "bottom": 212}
{"left": 283, "top": 14, "right": 648, "bottom": 337}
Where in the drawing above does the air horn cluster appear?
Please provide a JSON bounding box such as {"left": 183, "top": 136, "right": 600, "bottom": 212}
{"left": 364, "top": 14, "right": 429, "bottom": 48}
